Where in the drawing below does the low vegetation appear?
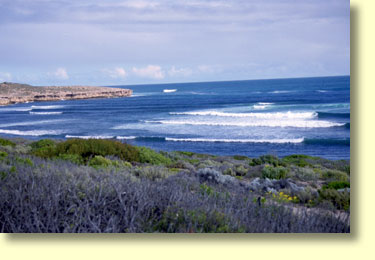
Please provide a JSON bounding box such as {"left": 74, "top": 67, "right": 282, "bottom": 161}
{"left": 0, "top": 137, "right": 350, "bottom": 233}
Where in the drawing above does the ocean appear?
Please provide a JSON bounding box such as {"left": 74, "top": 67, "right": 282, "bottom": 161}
{"left": 0, "top": 76, "right": 350, "bottom": 160}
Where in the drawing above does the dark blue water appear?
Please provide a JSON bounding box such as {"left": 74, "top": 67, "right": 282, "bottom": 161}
{"left": 0, "top": 76, "right": 350, "bottom": 160}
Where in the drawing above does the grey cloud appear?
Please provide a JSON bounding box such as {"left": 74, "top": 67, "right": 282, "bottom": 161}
{"left": 0, "top": 0, "right": 349, "bottom": 85}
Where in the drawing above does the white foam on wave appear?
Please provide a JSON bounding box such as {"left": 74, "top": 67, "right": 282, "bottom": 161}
{"left": 170, "top": 110, "right": 317, "bottom": 119}
{"left": 65, "top": 135, "right": 115, "bottom": 139}
{"left": 0, "top": 119, "right": 67, "bottom": 128}
{"left": 253, "top": 102, "right": 274, "bottom": 110}
{"left": 165, "top": 137, "right": 304, "bottom": 143}
{"left": 146, "top": 119, "right": 344, "bottom": 128}
{"left": 163, "top": 89, "right": 177, "bottom": 93}
{"left": 29, "top": 112, "right": 63, "bottom": 115}
{"left": 189, "top": 91, "right": 209, "bottom": 95}
{"left": 116, "top": 136, "right": 137, "bottom": 140}
{"left": 269, "top": 90, "right": 294, "bottom": 94}
{"left": 0, "top": 129, "right": 63, "bottom": 136}
{"left": 31, "top": 105, "right": 65, "bottom": 109}
{"left": 0, "top": 107, "right": 32, "bottom": 112}
{"left": 317, "top": 90, "right": 328, "bottom": 93}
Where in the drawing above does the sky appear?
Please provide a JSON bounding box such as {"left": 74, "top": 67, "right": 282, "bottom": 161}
{"left": 0, "top": 0, "right": 350, "bottom": 86}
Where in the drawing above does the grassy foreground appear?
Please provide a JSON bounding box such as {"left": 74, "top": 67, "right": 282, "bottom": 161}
{"left": 0, "top": 137, "right": 350, "bottom": 233}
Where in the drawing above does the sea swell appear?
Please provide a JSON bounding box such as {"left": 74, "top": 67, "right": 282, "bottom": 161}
{"left": 0, "top": 129, "right": 64, "bottom": 136}
{"left": 145, "top": 119, "right": 345, "bottom": 128}
{"left": 170, "top": 110, "right": 317, "bottom": 119}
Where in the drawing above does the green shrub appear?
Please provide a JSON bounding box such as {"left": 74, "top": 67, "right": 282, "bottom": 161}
{"left": 318, "top": 188, "right": 350, "bottom": 211}
{"left": 30, "top": 139, "right": 55, "bottom": 150}
{"left": 323, "top": 181, "right": 350, "bottom": 190}
{"left": 235, "top": 165, "right": 248, "bottom": 176}
{"left": 249, "top": 158, "right": 262, "bottom": 166}
{"left": 10, "top": 166, "right": 16, "bottom": 173}
{"left": 223, "top": 168, "right": 235, "bottom": 176}
{"left": 133, "top": 166, "right": 173, "bottom": 180}
{"left": 15, "top": 157, "right": 33, "bottom": 167}
{"left": 260, "top": 155, "right": 282, "bottom": 167}
{"left": 151, "top": 207, "right": 243, "bottom": 233}
{"left": 321, "top": 169, "right": 349, "bottom": 182}
{"left": 176, "top": 151, "right": 195, "bottom": 157}
{"left": 233, "top": 155, "right": 248, "bottom": 160}
{"left": 0, "top": 171, "right": 7, "bottom": 180}
{"left": 57, "top": 154, "right": 84, "bottom": 164}
{"left": 111, "top": 160, "right": 132, "bottom": 168}
{"left": 186, "top": 158, "right": 200, "bottom": 165}
{"left": 296, "top": 187, "right": 317, "bottom": 204}
{"left": 282, "top": 154, "right": 314, "bottom": 167}
{"left": 262, "top": 165, "right": 288, "bottom": 179}
{"left": 31, "top": 139, "right": 143, "bottom": 164}
{"left": 294, "top": 167, "right": 319, "bottom": 181}
{"left": 88, "top": 155, "right": 112, "bottom": 168}
{"left": 0, "top": 138, "right": 16, "bottom": 147}
{"left": 0, "top": 151, "right": 8, "bottom": 158}
{"left": 59, "top": 139, "right": 139, "bottom": 161}
{"left": 200, "top": 183, "right": 214, "bottom": 196}
{"left": 32, "top": 146, "right": 58, "bottom": 158}
{"left": 137, "top": 146, "right": 172, "bottom": 165}
{"left": 197, "top": 159, "right": 219, "bottom": 169}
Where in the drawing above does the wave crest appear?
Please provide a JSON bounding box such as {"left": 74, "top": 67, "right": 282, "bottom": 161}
{"left": 0, "top": 129, "right": 63, "bottom": 136}
{"left": 163, "top": 89, "right": 177, "bottom": 93}
{"left": 31, "top": 105, "right": 65, "bottom": 109}
{"left": 65, "top": 135, "right": 114, "bottom": 139}
{"left": 165, "top": 137, "right": 304, "bottom": 143}
{"left": 147, "top": 119, "right": 343, "bottom": 128}
{"left": 29, "top": 112, "right": 63, "bottom": 115}
{"left": 170, "top": 110, "right": 317, "bottom": 119}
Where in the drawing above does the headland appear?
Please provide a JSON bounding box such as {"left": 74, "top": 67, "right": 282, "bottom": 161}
{"left": 0, "top": 82, "right": 132, "bottom": 106}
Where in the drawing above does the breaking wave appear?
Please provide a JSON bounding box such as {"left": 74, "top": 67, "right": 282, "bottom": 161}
{"left": 165, "top": 137, "right": 304, "bottom": 143}
{"left": 147, "top": 119, "right": 344, "bottom": 128}
{"left": 0, "top": 107, "right": 32, "bottom": 112}
{"left": 163, "top": 89, "right": 177, "bottom": 93}
{"left": 0, "top": 129, "right": 64, "bottom": 136}
{"left": 116, "top": 136, "right": 137, "bottom": 140}
{"left": 31, "top": 105, "right": 65, "bottom": 109}
{"left": 269, "top": 90, "right": 293, "bottom": 94}
{"left": 29, "top": 112, "right": 63, "bottom": 115}
{"left": 253, "top": 102, "right": 274, "bottom": 110}
{"left": 170, "top": 110, "right": 317, "bottom": 119}
{"left": 65, "top": 135, "right": 115, "bottom": 139}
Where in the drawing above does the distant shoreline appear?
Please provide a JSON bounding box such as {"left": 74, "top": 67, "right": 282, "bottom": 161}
{"left": 0, "top": 82, "right": 132, "bottom": 106}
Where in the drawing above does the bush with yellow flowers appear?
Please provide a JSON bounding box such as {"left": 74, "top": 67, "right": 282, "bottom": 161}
{"left": 269, "top": 191, "right": 299, "bottom": 204}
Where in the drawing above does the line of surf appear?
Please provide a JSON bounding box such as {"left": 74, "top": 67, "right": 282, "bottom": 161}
{"left": 148, "top": 119, "right": 344, "bottom": 128}
{"left": 0, "top": 129, "right": 64, "bottom": 136}
{"left": 31, "top": 105, "right": 65, "bottom": 109}
{"left": 170, "top": 111, "right": 317, "bottom": 119}
{"left": 165, "top": 137, "right": 304, "bottom": 143}
{"left": 163, "top": 89, "right": 177, "bottom": 93}
{"left": 65, "top": 135, "right": 115, "bottom": 139}
{"left": 29, "top": 112, "right": 63, "bottom": 115}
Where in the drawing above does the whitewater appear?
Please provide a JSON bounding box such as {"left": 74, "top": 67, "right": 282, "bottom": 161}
{"left": 0, "top": 76, "right": 350, "bottom": 159}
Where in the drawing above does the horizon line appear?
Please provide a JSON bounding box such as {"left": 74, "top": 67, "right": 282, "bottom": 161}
{"left": 105, "top": 74, "right": 350, "bottom": 88}
{"left": 3, "top": 74, "right": 350, "bottom": 87}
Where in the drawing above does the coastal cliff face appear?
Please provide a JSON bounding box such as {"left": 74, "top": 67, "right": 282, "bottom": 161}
{"left": 0, "top": 82, "right": 132, "bottom": 106}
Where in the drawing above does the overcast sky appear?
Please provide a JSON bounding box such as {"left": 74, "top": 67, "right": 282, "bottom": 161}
{"left": 0, "top": 0, "right": 350, "bottom": 86}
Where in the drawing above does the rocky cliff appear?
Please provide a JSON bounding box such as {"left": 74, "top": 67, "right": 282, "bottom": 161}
{"left": 0, "top": 82, "right": 132, "bottom": 106}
